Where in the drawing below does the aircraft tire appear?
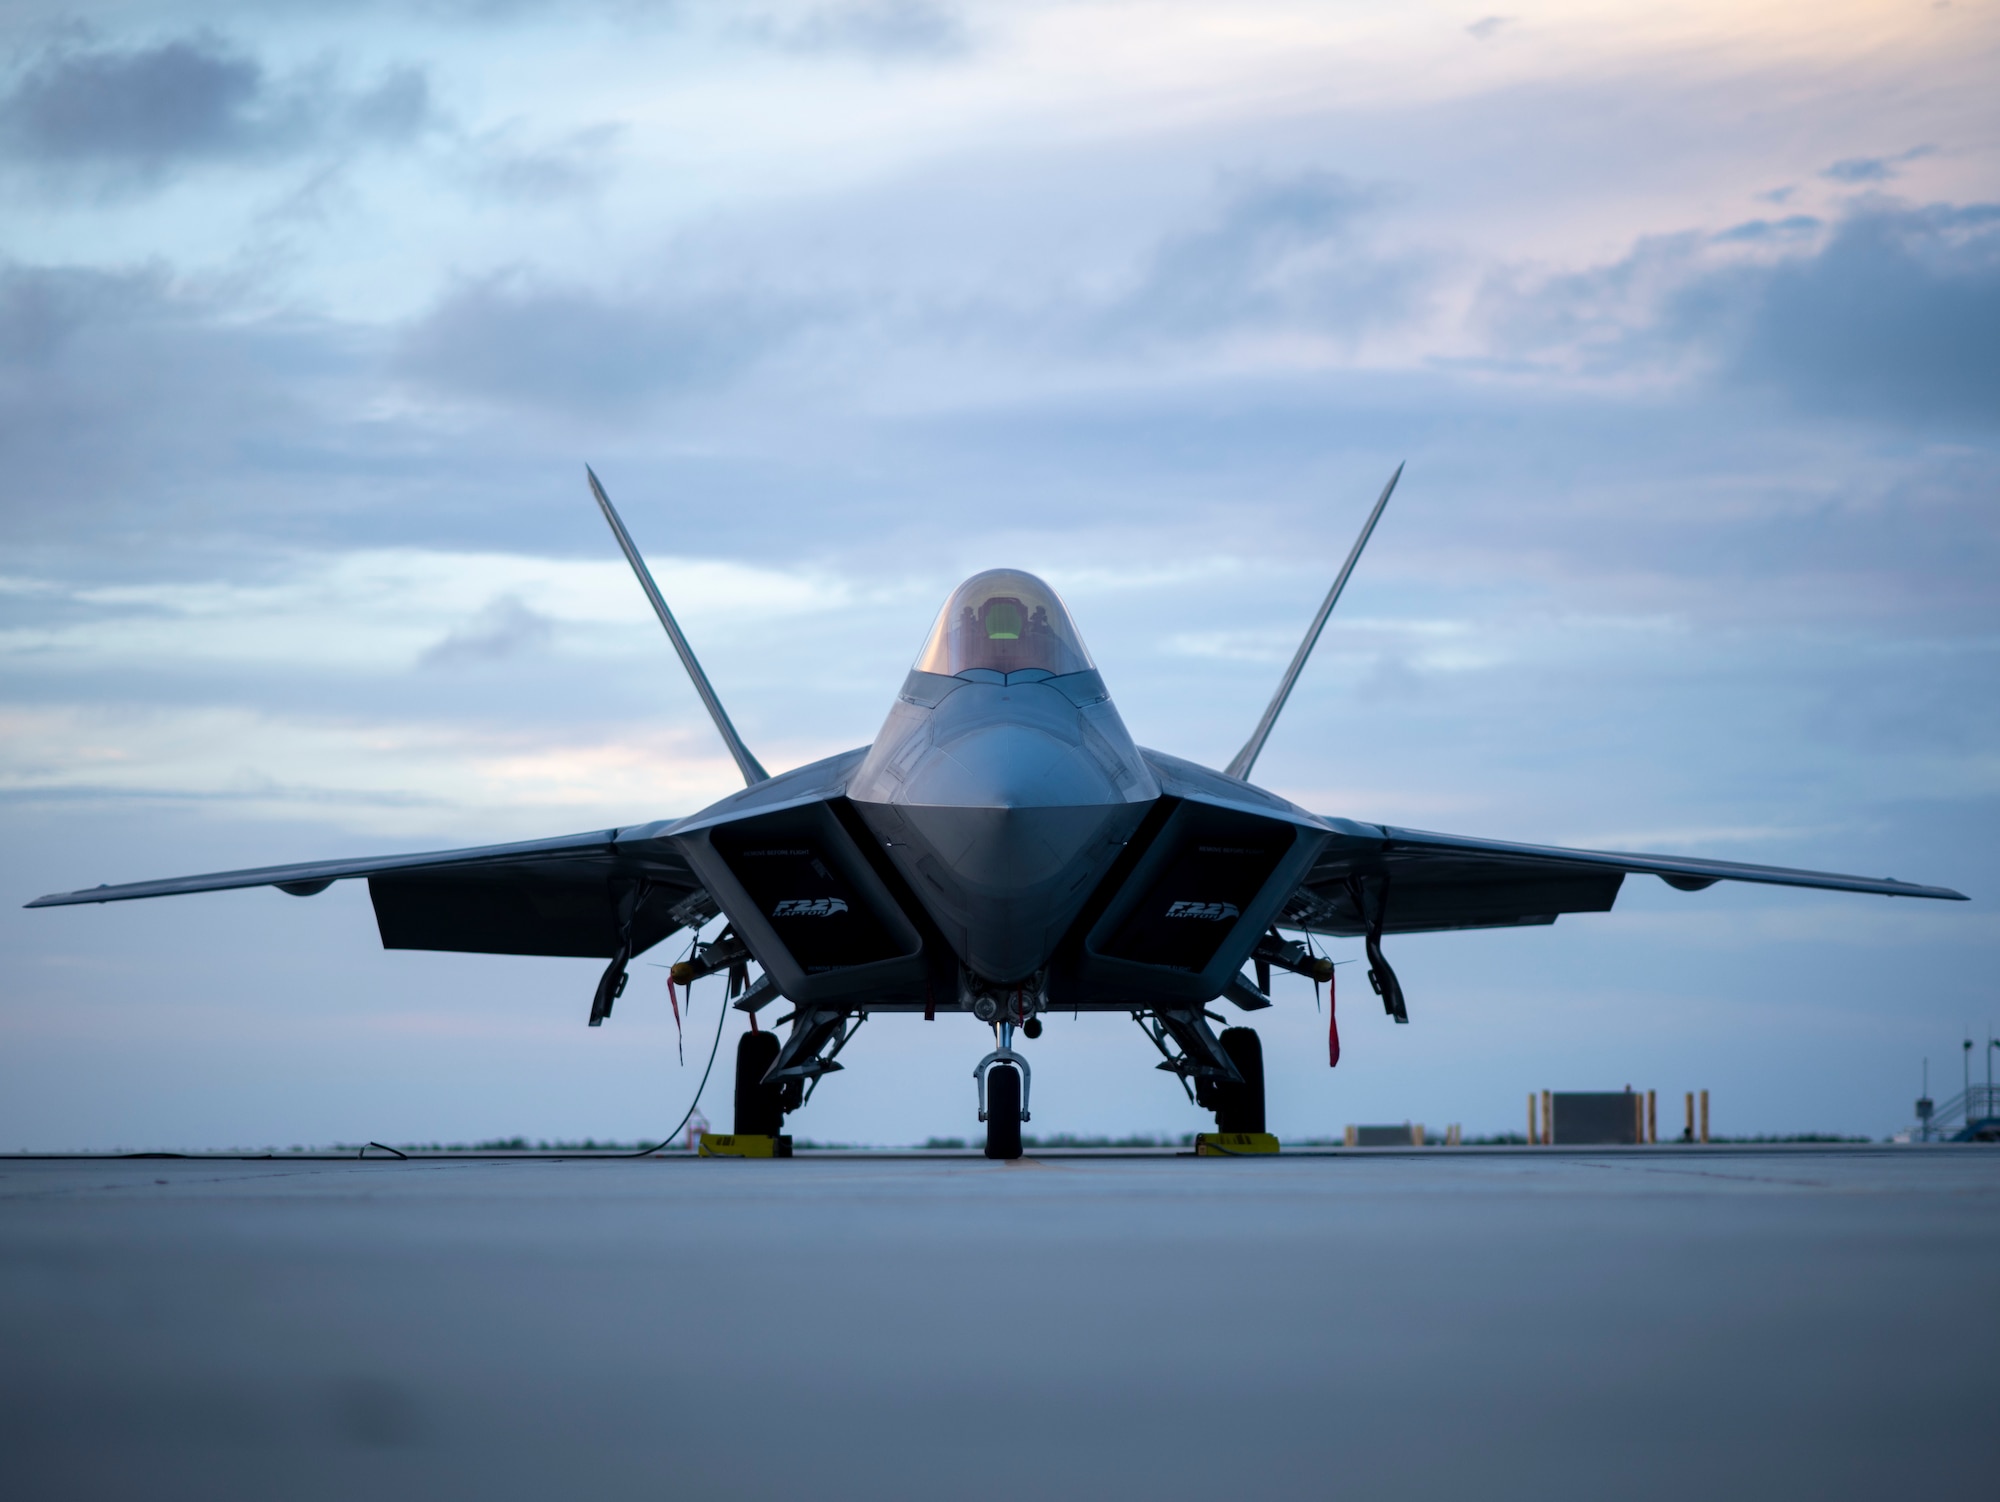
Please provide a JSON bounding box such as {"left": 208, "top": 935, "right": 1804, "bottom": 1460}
{"left": 733, "top": 1030, "right": 784, "bottom": 1136}
{"left": 984, "top": 1064, "right": 1023, "bottom": 1160}
{"left": 1214, "top": 1027, "right": 1265, "bottom": 1134}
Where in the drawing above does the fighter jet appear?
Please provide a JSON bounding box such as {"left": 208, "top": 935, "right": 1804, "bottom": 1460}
{"left": 28, "top": 468, "right": 1967, "bottom": 1157}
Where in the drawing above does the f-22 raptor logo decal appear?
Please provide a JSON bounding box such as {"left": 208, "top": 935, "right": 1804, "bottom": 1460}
{"left": 1164, "top": 900, "right": 1239, "bottom": 922}
{"left": 772, "top": 897, "right": 849, "bottom": 918}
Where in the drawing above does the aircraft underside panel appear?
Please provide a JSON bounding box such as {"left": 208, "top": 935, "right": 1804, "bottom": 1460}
{"left": 1282, "top": 861, "right": 1625, "bottom": 937}
{"left": 1096, "top": 804, "right": 1297, "bottom": 969}
{"left": 1279, "top": 814, "right": 1962, "bottom": 937}
{"left": 1060, "top": 795, "right": 1329, "bottom": 1007}
{"left": 675, "top": 799, "right": 928, "bottom": 1006}
{"left": 370, "top": 868, "right": 692, "bottom": 958}
{"left": 707, "top": 822, "right": 904, "bottom": 971}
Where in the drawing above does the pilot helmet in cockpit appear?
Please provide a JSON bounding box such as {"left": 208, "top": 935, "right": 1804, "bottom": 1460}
{"left": 915, "top": 569, "right": 1094, "bottom": 678}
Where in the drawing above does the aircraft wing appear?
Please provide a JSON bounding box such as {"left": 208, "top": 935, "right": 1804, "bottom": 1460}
{"left": 25, "top": 824, "right": 709, "bottom": 960}
{"left": 1282, "top": 820, "right": 1967, "bottom": 937}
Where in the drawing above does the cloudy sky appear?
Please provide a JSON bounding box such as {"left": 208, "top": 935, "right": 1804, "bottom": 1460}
{"left": 2, "top": 0, "right": 1995, "bottom": 1149}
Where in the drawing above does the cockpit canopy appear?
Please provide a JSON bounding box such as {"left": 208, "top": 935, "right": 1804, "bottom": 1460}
{"left": 915, "top": 569, "right": 1094, "bottom": 678}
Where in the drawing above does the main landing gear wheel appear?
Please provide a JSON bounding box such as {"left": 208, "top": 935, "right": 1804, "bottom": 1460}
{"left": 734, "top": 1030, "right": 783, "bottom": 1137}
{"left": 984, "top": 1063, "right": 1023, "bottom": 1161}
{"left": 1214, "top": 1026, "right": 1265, "bottom": 1135}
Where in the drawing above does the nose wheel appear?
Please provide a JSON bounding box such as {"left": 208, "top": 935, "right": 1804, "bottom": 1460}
{"left": 975, "top": 1021, "right": 1032, "bottom": 1160}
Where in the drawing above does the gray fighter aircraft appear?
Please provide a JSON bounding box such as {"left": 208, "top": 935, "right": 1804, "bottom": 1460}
{"left": 29, "top": 468, "right": 1967, "bottom": 1157}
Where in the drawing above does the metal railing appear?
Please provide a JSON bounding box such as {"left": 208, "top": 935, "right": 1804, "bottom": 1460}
{"left": 1914, "top": 1084, "right": 2000, "bottom": 1141}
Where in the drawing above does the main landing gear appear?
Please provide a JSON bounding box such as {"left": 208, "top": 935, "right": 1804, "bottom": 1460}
{"left": 1213, "top": 1026, "right": 1265, "bottom": 1134}
{"left": 734, "top": 1030, "right": 783, "bottom": 1136}
{"left": 1134, "top": 1008, "right": 1266, "bottom": 1136}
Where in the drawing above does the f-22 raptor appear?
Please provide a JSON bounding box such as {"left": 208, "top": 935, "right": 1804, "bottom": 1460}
{"left": 30, "top": 468, "right": 1966, "bottom": 1157}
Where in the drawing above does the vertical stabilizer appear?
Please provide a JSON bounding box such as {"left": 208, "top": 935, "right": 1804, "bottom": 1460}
{"left": 586, "top": 466, "right": 769, "bottom": 786}
{"left": 1224, "top": 464, "right": 1402, "bottom": 781}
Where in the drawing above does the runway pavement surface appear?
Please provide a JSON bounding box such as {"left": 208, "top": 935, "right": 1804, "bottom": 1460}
{"left": 2, "top": 1147, "right": 1994, "bottom": 1500}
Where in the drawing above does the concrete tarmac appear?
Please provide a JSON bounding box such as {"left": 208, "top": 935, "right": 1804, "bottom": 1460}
{"left": 2, "top": 1147, "right": 1994, "bottom": 1500}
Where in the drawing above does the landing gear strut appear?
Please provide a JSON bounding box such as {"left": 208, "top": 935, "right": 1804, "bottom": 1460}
{"left": 1346, "top": 875, "right": 1407, "bottom": 1022}
{"left": 1133, "top": 1009, "right": 1265, "bottom": 1134}
{"left": 737, "top": 1008, "right": 866, "bottom": 1131}
{"left": 975, "top": 1020, "right": 1032, "bottom": 1160}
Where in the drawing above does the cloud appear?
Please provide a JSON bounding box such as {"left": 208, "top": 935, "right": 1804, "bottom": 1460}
{"left": 1465, "top": 16, "right": 1512, "bottom": 41}
{"left": 1699, "top": 202, "right": 2000, "bottom": 425}
{"left": 1098, "top": 170, "right": 1425, "bottom": 349}
{"left": 0, "top": 31, "right": 434, "bottom": 191}
{"left": 1712, "top": 215, "right": 1820, "bottom": 244}
{"left": 1473, "top": 228, "right": 1705, "bottom": 376}
{"left": 1820, "top": 147, "right": 1933, "bottom": 185}
{"left": 0, "top": 548, "right": 844, "bottom": 674}
{"left": 742, "top": 2, "right": 970, "bottom": 59}
{"left": 460, "top": 123, "right": 623, "bottom": 202}
{"left": 419, "top": 594, "right": 555, "bottom": 667}
{"left": 0, "top": 258, "right": 381, "bottom": 553}
{"left": 395, "top": 273, "right": 807, "bottom": 413}
{"left": 1481, "top": 199, "right": 2000, "bottom": 427}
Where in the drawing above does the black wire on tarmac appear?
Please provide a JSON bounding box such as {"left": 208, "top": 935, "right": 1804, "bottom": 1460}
{"left": 620, "top": 977, "right": 731, "bottom": 1158}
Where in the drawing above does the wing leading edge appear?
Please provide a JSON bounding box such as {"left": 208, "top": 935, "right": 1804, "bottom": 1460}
{"left": 24, "top": 826, "right": 697, "bottom": 909}
{"left": 1284, "top": 819, "right": 1966, "bottom": 938}
{"left": 26, "top": 823, "right": 713, "bottom": 1019}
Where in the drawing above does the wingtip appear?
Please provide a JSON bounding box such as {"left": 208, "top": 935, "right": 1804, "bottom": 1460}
{"left": 1890, "top": 880, "right": 1968, "bottom": 900}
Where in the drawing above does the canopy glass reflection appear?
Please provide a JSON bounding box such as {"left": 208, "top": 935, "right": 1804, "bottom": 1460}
{"left": 915, "top": 569, "right": 1094, "bottom": 677}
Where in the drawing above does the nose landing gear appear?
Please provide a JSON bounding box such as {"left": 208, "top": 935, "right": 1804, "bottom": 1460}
{"left": 975, "top": 1020, "right": 1033, "bottom": 1160}
{"left": 964, "top": 972, "right": 1040, "bottom": 1160}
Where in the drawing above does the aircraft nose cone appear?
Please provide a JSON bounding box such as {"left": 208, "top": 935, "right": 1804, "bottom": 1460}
{"left": 855, "top": 723, "right": 1146, "bottom": 982}
{"left": 896, "top": 803, "right": 1122, "bottom": 893}
{"left": 847, "top": 679, "right": 1159, "bottom": 983}
{"left": 900, "top": 722, "right": 1119, "bottom": 810}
